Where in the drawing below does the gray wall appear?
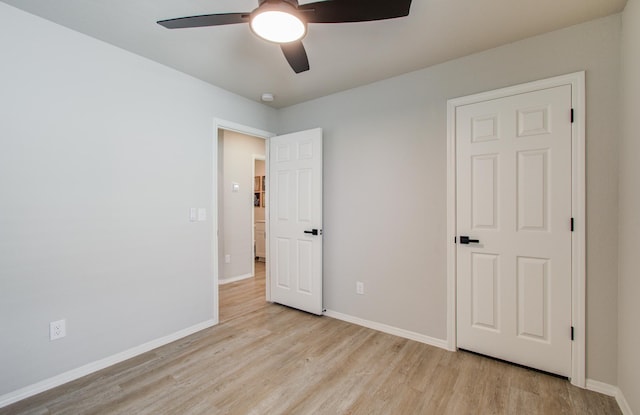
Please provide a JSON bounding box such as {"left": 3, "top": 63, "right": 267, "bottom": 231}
{"left": 220, "top": 130, "right": 266, "bottom": 281}
{"left": 619, "top": 0, "right": 640, "bottom": 412}
{"left": 0, "top": 3, "right": 275, "bottom": 396}
{"left": 278, "top": 15, "right": 621, "bottom": 384}
{"left": 1, "top": 0, "right": 631, "bottom": 401}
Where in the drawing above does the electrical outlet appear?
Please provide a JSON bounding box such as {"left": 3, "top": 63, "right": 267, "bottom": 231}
{"left": 50, "top": 319, "right": 66, "bottom": 341}
{"left": 225, "top": 254, "right": 231, "bottom": 264}
{"left": 356, "top": 281, "right": 364, "bottom": 295}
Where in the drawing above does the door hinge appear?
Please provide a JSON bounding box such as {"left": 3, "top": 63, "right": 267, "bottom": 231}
{"left": 571, "top": 326, "right": 575, "bottom": 341}
{"left": 571, "top": 108, "right": 574, "bottom": 123}
{"left": 454, "top": 236, "right": 457, "bottom": 244}
{"left": 571, "top": 217, "right": 574, "bottom": 232}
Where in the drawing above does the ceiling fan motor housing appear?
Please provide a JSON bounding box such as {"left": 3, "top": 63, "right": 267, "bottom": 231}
{"left": 258, "top": 0, "right": 300, "bottom": 7}
{"left": 253, "top": 0, "right": 304, "bottom": 18}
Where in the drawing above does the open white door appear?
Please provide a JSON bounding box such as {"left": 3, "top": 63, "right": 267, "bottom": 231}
{"left": 269, "top": 128, "right": 323, "bottom": 315}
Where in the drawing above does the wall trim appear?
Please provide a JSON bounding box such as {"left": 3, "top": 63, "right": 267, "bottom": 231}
{"left": 324, "top": 309, "right": 449, "bottom": 350}
{"left": 218, "top": 272, "right": 254, "bottom": 285}
{"left": 586, "top": 379, "right": 633, "bottom": 415}
{"left": 617, "top": 393, "right": 634, "bottom": 415}
{"left": 0, "top": 319, "right": 216, "bottom": 409}
{"left": 446, "top": 71, "right": 586, "bottom": 385}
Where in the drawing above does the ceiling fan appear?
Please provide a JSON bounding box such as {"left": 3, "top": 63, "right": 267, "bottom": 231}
{"left": 157, "top": 0, "right": 413, "bottom": 74}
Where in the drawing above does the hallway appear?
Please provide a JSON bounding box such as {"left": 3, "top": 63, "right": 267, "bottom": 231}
{"left": 219, "top": 261, "right": 267, "bottom": 322}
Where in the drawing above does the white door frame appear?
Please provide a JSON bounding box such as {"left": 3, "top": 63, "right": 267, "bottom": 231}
{"left": 212, "top": 118, "right": 275, "bottom": 325}
{"left": 446, "top": 72, "right": 586, "bottom": 387}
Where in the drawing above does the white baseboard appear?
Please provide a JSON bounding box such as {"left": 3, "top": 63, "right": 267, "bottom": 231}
{"left": 0, "top": 319, "right": 216, "bottom": 409}
{"left": 324, "top": 309, "right": 449, "bottom": 350}
{"left": 586, "top": 379, "right": 634, "bottom": 415}
{"left": 586, "top": 378, "right": 619, "bottom": 396}
{"left": 218, "top": 272, "right": 253, "bottom": 285}
{"left": 617, "top": 394, "right": 634, "bottom": 415}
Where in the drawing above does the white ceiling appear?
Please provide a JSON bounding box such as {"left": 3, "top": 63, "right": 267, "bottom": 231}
{"left": 2, "top": 0, "right": 626, "bottom": 108}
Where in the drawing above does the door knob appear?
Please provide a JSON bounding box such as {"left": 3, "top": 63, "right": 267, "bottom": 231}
{"left": 304, "top": 229, "right": 322, "bottom": 236}
{"left": 459, "top": 236, "right": 479, "bottom": 244}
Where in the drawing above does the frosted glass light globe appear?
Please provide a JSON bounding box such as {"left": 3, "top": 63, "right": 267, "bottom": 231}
{"left": 250, "top": 10, "right": 306, "bottom": 43}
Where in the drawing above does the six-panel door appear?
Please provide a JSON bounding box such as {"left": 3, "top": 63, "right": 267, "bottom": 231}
{"left": 269, "top": 128, "right": 323, "bottom": 315}
{"left": 456, "top": 85, "right": 572, "bottom": 376}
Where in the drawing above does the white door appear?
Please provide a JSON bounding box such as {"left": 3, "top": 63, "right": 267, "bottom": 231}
{"left": 269, "top": 128, "right": 323, "bottom": 315}
{"left": 456, "top": 85, "right": 572, "bottom": 376}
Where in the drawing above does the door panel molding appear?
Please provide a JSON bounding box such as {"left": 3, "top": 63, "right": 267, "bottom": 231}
{"left": 446, "top": 72, "right": 586, "bottom": 387}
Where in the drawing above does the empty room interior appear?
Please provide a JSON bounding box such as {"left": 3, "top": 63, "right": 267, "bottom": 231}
{"left": 0, "top": 0, "right": 639, "bottom": 413}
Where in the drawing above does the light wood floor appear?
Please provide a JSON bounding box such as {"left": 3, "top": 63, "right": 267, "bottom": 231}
{"left": 2, "top": 261, "right": 621, "bottom": 414}
{"left": 219, "top": 261, "right": 267, "bottom": 323}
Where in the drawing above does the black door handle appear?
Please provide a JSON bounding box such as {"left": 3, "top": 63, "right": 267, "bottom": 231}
{"left": 304, "top": 229, "right": 321, "bottom": 236}
{"left": 459, "top": 236, "right": 480, "bottom": 244}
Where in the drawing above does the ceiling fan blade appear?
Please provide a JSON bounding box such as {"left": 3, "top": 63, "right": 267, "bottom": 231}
{"left": 281, "top": 41, "right": 310, "bottom": 73}
{"left": 299, "top": 0, "right": 412, "bottom": 24}
{"left": 157, "top": 13, "right": 249, "bottom": 29}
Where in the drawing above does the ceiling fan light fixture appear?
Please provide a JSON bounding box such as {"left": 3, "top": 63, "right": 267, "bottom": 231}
{"left": 250, "top": 3, "right": 306, "bottom": 43}
{"left": 159, "top": 0, "right": 413, "bottom": 73}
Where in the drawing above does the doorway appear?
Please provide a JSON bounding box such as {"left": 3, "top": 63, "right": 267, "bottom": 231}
{"left": 213, "top": 119, "right": 274, "bottom": 324}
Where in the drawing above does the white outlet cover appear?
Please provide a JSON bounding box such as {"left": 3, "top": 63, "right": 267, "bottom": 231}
{"left": 50, "top": 319, "right": 66, "bottom": 340}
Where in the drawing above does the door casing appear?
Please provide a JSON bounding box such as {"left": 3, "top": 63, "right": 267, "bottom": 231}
{"left": 446, "top": 72, "right": 586, "bottom": 387}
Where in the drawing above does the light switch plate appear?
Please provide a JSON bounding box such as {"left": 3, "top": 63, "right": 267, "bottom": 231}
{"left": 232, "top": 182, "right": 240, "bottom": 193}
{"left": 197, "top": 208, "right": 207, "bottom": 221}
{"left": 189, "top": 208, "right": 197, "bottom": 222}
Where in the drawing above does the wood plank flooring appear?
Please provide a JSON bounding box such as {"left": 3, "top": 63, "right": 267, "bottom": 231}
{"left": 2, "top": 261, "right": 621, "bottom": 414}
{"left": 219, "top": 261, "right": 267, "bottom": 323}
